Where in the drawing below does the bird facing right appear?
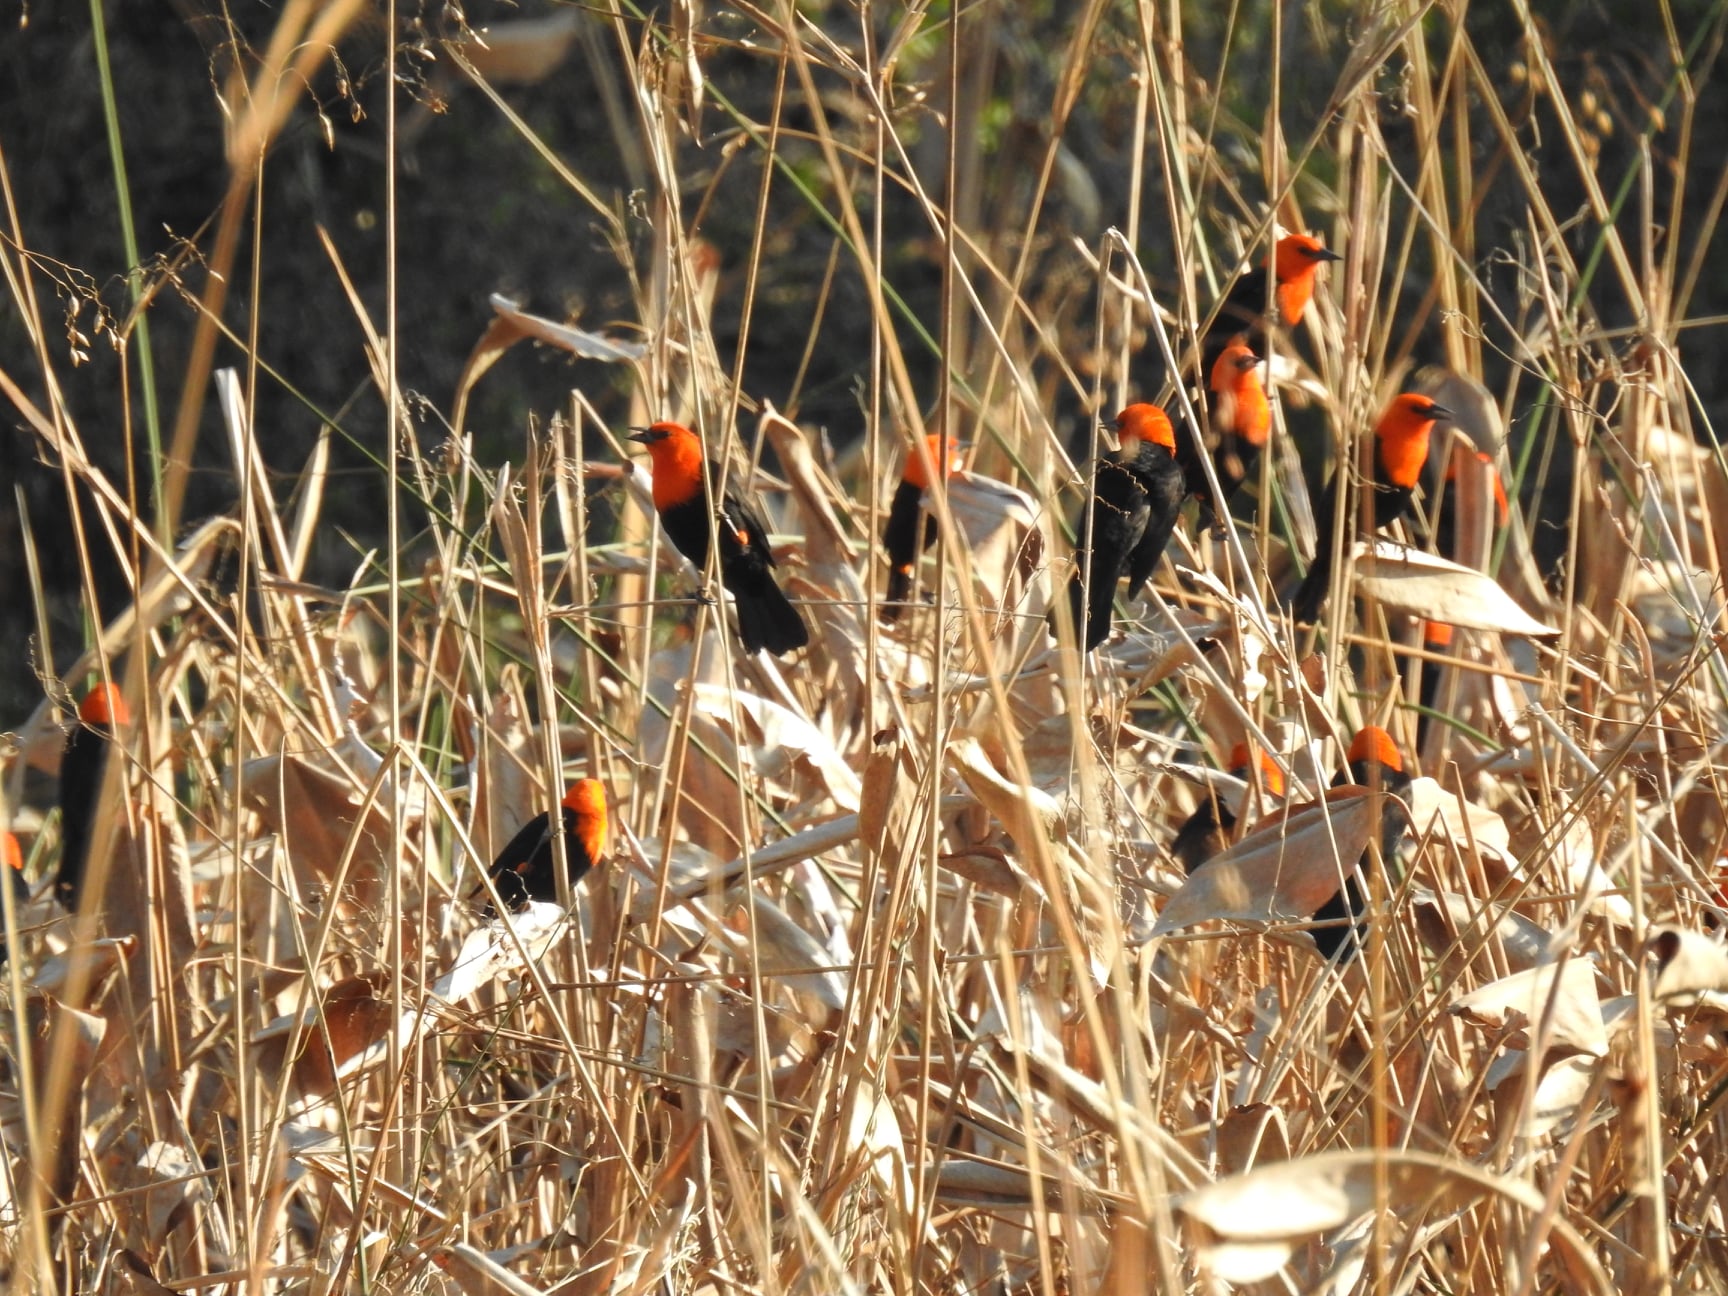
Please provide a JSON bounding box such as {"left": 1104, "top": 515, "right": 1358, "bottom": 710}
{"left": 1063, "top": 403, "right": 1186, "bottom": 652}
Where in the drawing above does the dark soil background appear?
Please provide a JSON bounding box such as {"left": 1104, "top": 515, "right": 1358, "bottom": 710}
{"left": 2, "top": 1, "right": 1723, "bottom": 717}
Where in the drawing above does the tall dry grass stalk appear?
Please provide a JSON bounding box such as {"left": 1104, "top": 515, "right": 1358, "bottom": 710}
{"left": 1, "top": 1, "right": 1726, "bottom": 1292}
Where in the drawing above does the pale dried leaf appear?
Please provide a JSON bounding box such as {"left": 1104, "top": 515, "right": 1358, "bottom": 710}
{"left": 1650, "top": 928, "right": 1728, "bottom": 1005}
{"left": 489, "top": 294, "right": 645, "bottom": 362}
{"left": 1178, "top": 1151, "right": 1545, "bottom": 1283}
{"left": 1349, "top": 542, "right": 1559, "bottom": 636}
{"left": 1404, "top": 776, "right": 1513, "bottom": 865}
{"left": 1449, "top": 957, "right": 1607, "bottom": 1059}
{"left": 735, "top": 892, "right": 849, "bottom": 1011}
{"left": 433, "top": 1241, "right": 547, "bottom": 1296}
{"left": 945, "top": 471, "right": 1044, "bottom": 621}
{"left": 432, "top": 903, "right": 569, "bottom": 1003}
{"left": 691, "top": 684, "right": 861, "bottom": 811}
{"left": 1412, "top": 889, "right": 1552, "bottom": 972}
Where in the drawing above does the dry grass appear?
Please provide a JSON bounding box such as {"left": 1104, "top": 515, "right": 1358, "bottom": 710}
{"left": 3, "top": 1, "right": 1728, "bottom": 1292}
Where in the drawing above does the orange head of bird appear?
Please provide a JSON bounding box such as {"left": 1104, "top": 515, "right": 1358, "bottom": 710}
{"left": 78, "top": 683, "right": 129, "bottom": 728}
{"left": 561, "top": 778, "right": 609, "bottom": 864}
{"left": 1208, "top": 341, "right": 1272, "bottom": 446}
{"left": 627, "top": 421, "right": 707, "bottom": 510}
{"left": 902, "top": 434, "right": 963, "bottom": 491}
{"left": 1228, "top": 742, "right": 1286, "bottom": 797}
{"left": 2, "top": 831, "right": 21, "bottom": 873}
{"left": 1112, "top": 403, "right": 1176, "bottom": 453}
{"left": 1374, "top": 394, "right": 1450, "bottom": 488}
{"left": 1346, "top": 725, "right": 1404, "bottom": 773}
{"left": 1269, "top": 233, "right": 1341, "bottom": 326}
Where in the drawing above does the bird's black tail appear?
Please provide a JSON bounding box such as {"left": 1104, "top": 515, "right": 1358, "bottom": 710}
{"left": 1288, "top": 549, "right": 1331, "bottom": 624}
{"left": 735, "top": 583, "right": 811, "bottom": 656}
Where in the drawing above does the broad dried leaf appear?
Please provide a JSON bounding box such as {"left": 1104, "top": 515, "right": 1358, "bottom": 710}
{"left": 1153, "top": 789, "right": 1377, "bottom": 937}
{"left": 945, "top": 472, "right": 1043, "bottom": 624}
{"left": 133, "top": 1141, "right": 207, "bottom": 1247}
{"left": 844, "top": 1082, "right": 911, "bottom": 1217}
{"left": 253, "top": 972, "right": 393, "bottom": 1101}
{"left": 240, "top": 753, "right": 402, "bottom": 907}
{"left": 734, "top": 892, "right": 849, "bottom": 1012}
{"left": 947, "top": 737, "right": 1065, "bottom": 849}
{"left": 490, "top": 294, "right": 645, "bottom": 362}
{"left": 1412, "top": 889, "right": 1552, "bottom": 973}
{"left": 1348, "top": 542, "right": 1559, "bottom": 636}
{"left": 447, "top": 11, "right": 582, "bottom": 85}
{"left": 433, "top": 1242, "right": 547, "bottom": 1296}
{"left": 860, "top": 725, "right": 920, "bottom": 872}
{"left": 433, "top": 904, "right": 570, "bottom": 1003}
{"left": 1449, "top": 957, "right": 1607, "bottom": 1060}
{"left": 691, "top": 684, "right": 861, "bottom": 811}
{"left": 1178, "top": 1151, "right": 1553, "bottom": 1283}
{"left": 1404, "top": 775, "right": 1512, "bottom": 865}
{"left": 1650, "top": 928, "right": 1728, "bottom": 1006}
{"left": 1215, "top": 1103, "right": 1290, "bottom": 1176}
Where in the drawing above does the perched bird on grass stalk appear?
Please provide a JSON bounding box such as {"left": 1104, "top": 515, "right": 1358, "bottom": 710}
{"left": 1289, "top": 394, "right": 1451, "bottom": 625}
{"left": 56, "top": 683, "right": 129, "bottom": 916}
{"left": 1311, "top": 726, "right": 1411, "bottom": 963}
{"left": 628, "top": 421, "right": 810, "bottom": 657}
{"left": 1176, "top": 339, "right": 1273, "bottom": 531}
{"left": 477, "top": 779, "right": 608, "bottom": 916}
{"left": 882, "top": 433, "right": 961, "bottom": 621}
{"left": 1061, "top": 403, "right": 1186, "bottom": 652}
{"left": 1201, "top": 232, "right": 1341, "bottom": 371}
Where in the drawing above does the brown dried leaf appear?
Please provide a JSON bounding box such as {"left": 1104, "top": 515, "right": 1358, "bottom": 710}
{"left": 1215, "top": 1103, "right": 1290, "bottom": 1177}
{"left": 947, "top": 737, "right": 1066, "bottom": 849}
{"left": 447, "top": 11, "right": 582, "bottom": 86}
{"left": 433, "top": 1241, "right": 547, "bottom": 1296}
{"left": 239, "top": 753, "right": 397, "bottom": 908}
{"left": 1152, "top": 789, "right": 1377, "bottom": 937}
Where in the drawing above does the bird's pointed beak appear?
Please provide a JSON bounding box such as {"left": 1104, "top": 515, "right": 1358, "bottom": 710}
{"left": 625, "top": 428, "right": 654, "bottom": 446}
{"left": 1428, "top": 403, "right": 1454, "bottom": 420}
{"left": 1315, "top": 247, "right": 1343, "bottom": 263}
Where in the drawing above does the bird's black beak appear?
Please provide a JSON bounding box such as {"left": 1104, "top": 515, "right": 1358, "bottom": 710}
{"left": 1427, "top": 402, "right": 1454, "bottom": 420}
{"left": 1314, "top": 246, "right": 1343, "bottom": 263}
{"left": 625, "top": 427, "right": 655, "bottom": 446}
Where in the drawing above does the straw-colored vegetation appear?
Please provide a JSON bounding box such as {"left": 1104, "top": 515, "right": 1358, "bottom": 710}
{"left": 3, "top": 1, "right": 1727, "bottom": 1291}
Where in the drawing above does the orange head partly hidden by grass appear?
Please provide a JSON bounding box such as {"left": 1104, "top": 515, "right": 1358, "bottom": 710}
{"left": 1208, "top": 341, "right": 1272, "bottom": 447}
{"left": 79, "top": 683, "right": 129, "bottom": 728}
{"left": 1227, "top": 742, "right": 1286, "bottom": 797}
{"left": 1374, "top": 394, "right": 1450, "bottom": 489}
{"left": 2, "top": 831, "right": 21, "bottom": 872}
{"left": 1424, "top": 620, "right": 1454, "bottom": 648}
{"left": 1114, "top": 403, "right": 1176, "bottom": 453}
{"left": 1269, "top": 233, "right": 1341, "bottom": 326}
{"left": 902, "top": 434, "right": 962, "bottom": 491}
{"left": 561, "top": 778, "right": 609, "bottom": 865}
{"left": 627, "top": 421, "right": 707, "bottom": 511}
{"left": 1347, "top": 726, "right": 1404, "bottom": 773}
